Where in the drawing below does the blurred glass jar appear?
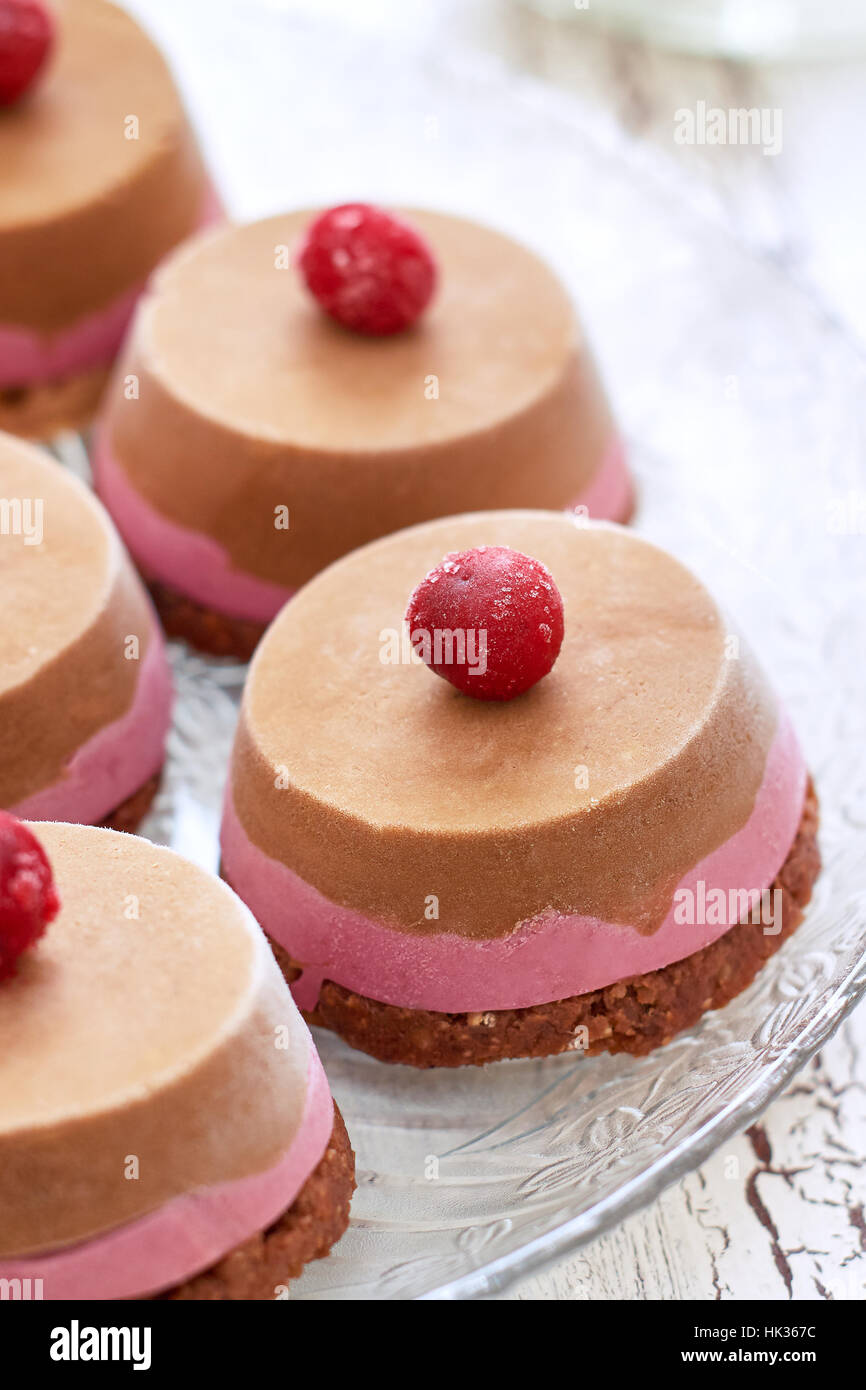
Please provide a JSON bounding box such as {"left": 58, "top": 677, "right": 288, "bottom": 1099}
{"left": 520, "top": 0, "right": 866, "bottom": 60}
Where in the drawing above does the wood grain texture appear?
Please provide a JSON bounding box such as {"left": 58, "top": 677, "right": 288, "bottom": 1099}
{"left": 510, "top": 1006, "right": 866, "bottom": 1301}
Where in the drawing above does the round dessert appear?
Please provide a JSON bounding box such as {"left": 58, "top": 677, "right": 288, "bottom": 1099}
{"left": 0, "top": 821, "right": 354, "bottom": 1299}
{"left": 0, "top": 430, "right": 172, "bottom": 828}
{"left": 93, "top": 208, "right": 633, "bottom": 660}
{"left": 220, "top": 510, "right": 821, "bottom": 1067}
{"left": 0, "top": 0, "right": 220, "bottom": 439}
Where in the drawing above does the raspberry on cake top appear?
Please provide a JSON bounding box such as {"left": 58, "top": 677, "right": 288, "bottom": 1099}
{"left": 0, "top": 820, "right": 353, "bottom": 1299}
{"left": 0, "top": 431, "right": 172, "bottom": 827}
{"left": 0, "top": 0, "right": 219, "bottom": 437}
{"left": 220, "top": 511, "right": 815, "bottom": 1061}
{"left": 94, "top": 206, "right": 632, "bottom": 658}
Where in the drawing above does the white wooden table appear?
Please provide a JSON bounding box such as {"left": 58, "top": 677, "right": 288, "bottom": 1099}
{"left": 133, "top": 0, "right": 866, "bottom": 1301}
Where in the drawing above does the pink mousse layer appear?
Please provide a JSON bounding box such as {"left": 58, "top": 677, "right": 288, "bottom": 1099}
{"left": 0, "top": 284, "right": 142, "bottom": 390}
{"left": 569, "top": 436, "right": 634, "bottom": 523}
{"left": 92, "top": 429, "right": 295, "bottom": 623}
{"left": 92, "top": 433, "right": 633, "bottom": 627}
{"left": 0, "top": 186, "right": 223, "bottom": 389}
{"left": 10, "top": 627, "right": 173, "bottom": 825}
{"left": 221, "top": 713, "right": 806, "bottom": 1014}
{"left": 0, "top": 1048, "right": 334, "bottom": 1300}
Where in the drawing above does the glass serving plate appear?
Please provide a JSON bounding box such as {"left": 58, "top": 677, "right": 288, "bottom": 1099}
{"left": 64, "top": 1, "right": 866, "bottom": 1299}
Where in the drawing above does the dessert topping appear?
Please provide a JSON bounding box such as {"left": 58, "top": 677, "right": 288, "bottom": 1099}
{"left": 0, "top": 811, "right": 60, "bottom": 979}
{"left": 0, "top": 0, "right": 55, "bottom": 108}
{"left": 298, "top": 203, "right": 437, "bottom": 335}
{"left": 406, "top": 545, "right": 565, "bottom": 701}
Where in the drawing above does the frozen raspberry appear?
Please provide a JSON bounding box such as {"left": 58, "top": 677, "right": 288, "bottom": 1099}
{"left": 406, "top": 545, "right": 565, "bottom": 701}
{"left": 0, "top": 811, "right": 60, "bottom": 979}
{"left": 297, "top": 203, "right": 437, "bottom": 335}
{"left": 0, "top": 0, "right": 55, "bottom": 107}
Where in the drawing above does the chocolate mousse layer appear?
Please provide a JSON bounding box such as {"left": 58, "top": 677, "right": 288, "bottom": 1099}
{"left": 0, "top": 435, "right": 155, "bottom": 807}
{"left": 230, "top": 512, "right": 778, "bottom": 940}
{"left": 272, "top": 782, "right": 820, "bottom": 1065}
{"left": 101, "top": 210, "right": 620, "bottom": 593}
{"left": 0, "top": 0, "right": 210, "bottom": 333}
{"left": 0, "top": 825, "right": 313, "bottom": 1259}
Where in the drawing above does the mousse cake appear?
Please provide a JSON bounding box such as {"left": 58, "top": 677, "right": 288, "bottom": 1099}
{"left": 220, "top": 511, "right": 820, "bottom": 1067}
{"left": 94, "top": 205, "right": 633, "bottom": 660}
{"left": 0, "top": 0, "right": 219, "bottom": 439}
{"left": 0, "top": 430, "right": 172, "bottom": 828}
{"left": 0, "top": 816, "right": 354, "bottom": 1299}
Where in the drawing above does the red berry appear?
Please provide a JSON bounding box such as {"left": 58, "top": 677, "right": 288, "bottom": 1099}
{"left": 0, "top": 0, "right": 55, "bottom": 107}
{"left": 0, "top": 811, "right": 59, "bottom": 979}
{"left": 406, "top": 546, "right": 565, "bottom": 701}
{"left": 297, "top": 203, "right": 437, "bottom": 336}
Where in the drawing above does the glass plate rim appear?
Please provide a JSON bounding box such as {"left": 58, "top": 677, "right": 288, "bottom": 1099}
{"left": 429, "top": 957, "right": 866, "bottom": 1298}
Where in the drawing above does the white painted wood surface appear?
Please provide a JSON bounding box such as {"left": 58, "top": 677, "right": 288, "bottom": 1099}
{"left": 132, "top": 0, "right": 866, "bottom": 1300}
{"left": 512, "top": 1008, "right": 866, "bottom": 1300}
